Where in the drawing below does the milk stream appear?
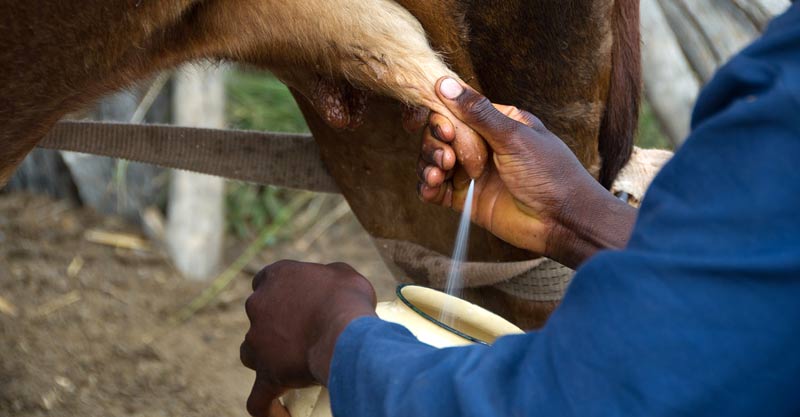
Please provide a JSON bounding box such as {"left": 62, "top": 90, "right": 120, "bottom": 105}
{"left": 439, "top": 179, "right": 476, "bottom": 327}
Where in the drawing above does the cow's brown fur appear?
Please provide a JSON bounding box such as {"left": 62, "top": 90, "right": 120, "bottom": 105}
{"left": 0, "top": 0, "right": 640, "bottom": 328}
{"left": 0, "top": 0, "right": 458, "bottom": 183}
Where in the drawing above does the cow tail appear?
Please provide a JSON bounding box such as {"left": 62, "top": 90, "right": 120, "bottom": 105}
{"left": 598, "top": 0, "right": 641, "bottom": 189}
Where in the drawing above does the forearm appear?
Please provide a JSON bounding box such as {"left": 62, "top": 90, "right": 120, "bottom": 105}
{"left": 546, "top": 181, "right": 637, "bottom": 269}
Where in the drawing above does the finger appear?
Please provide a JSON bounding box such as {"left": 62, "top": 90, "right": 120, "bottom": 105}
{"left": 419, "top": 182, "right": 452, "bottom": 207}
{"left": 416, "top": 157, "right": 446, "bottom": 187}
{"left": 422, "top": 126, "right": 456, "bottom": 170}
{"left": 402, "top": 105, "right": 430, "bottom": 133}
{"left": 252, "top": 269, "right": 268, "bottom": 291}
{"left": 416, "top": 157, "right": 428, "bottom": 182}
{"left": 240, "top": 339, "right": 257, "bottom": 370}
{"left": 428, "top": 113, "right": 455, "bottom": 143}
{"left": 247, "top": 374, "right": 283, "bottom": 417}
{"left": 326, "top": 261, "right": 358, "bottom": 274}
{"left": 448, "top": 169, "right": 474, "bottom": 212}
{"left": 269, "top": 399, "right": 291, "bottom": 417}
{"left": 420, "top": 141, "right": 452, "bottom": 172}
{"left": 431, "top": 104, "right": 487, "bottom": 179}
{"left": 426, "top": 166, "right": 446, "bottom": 187}
{"left": 436, "top": 77, "right": 528, "bottom": 155}
{"left": 251, "top": 261, "right": 283, "bottom": 290}
{"left": 419, "top": 183, "right": 440, "bottom": 202}
{"left": 449, "top": 118, "right": 488, "bottom": 179}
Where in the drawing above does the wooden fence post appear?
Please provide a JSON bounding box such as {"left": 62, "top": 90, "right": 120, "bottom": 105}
{"left": 641, "top": 0, "right": 700, "bottom": 146}
{"left": 641, "top": 0, "right": 790, "bottom": 146}
{"left": 166, "top": 64, "right": 226, "bottom": 280}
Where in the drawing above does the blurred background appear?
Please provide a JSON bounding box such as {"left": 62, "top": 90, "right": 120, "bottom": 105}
{"left": 0, "top": 67, "right": 399, "bottom": 417}
{"left": 0, "top": 0, "right": 788, "bottom": 415}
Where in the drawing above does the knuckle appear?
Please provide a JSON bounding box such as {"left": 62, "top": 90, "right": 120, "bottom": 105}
{"left": 269, "top": 259, "right": 294, "bottom": 269}
{"left": 246, "top": 396, "right": 260, "bottom": 417}
{"left": 240, "top": 340, "right": 255, "bottom": 368}
{"left": 252, "top": 259, "right": 301, "bottom": 290}
{"left": 251, "top": 269, "right": 267, "bottom": 291}
{"left": 352, "top": 275, "right": 377, "bottom": 305}
{"left": 513, "top": 107, "right": 538, "bottom": 127}
{"left": 421, "top": 132, "right": 433, "bottom": 148}
{"left": 460, "top": 93, "right": 494, "bottom": 121}
{"left": 244, "top": 295, "right": 256, "bottom": 319}
{"left": 528, "top": 117, "right": 547, "bottom": 133}
{"left": 417, "top": 158, "right": 427, "bottom": 180}
{"left": 521, "top": 111, "right": 543, "bottom": 128}
{"left": 420, "top": 144, "right": 435, "bottom": 164}
{"left": 505, "top": 106, "right": 542, "bottom": 128}
{"left": 327, "top": 262, "right": 355, "bottom": 274}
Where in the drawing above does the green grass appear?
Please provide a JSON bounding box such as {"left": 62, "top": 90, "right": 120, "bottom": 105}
{"left": 636, "top": 101, "right": 673, "bottom": 150}
{"left": 224, "top": 69, "right": 309, "bottom": 238}
{"left": 226, "top": 69, "right": 309, "bottom": 134}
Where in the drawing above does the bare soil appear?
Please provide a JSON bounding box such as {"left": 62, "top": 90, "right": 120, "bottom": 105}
{"left": 0, "top": 193, "right": 396, "bottom": 417}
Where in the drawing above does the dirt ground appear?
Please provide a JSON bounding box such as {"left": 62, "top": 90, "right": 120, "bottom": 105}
{"left": 0, "top": 192, "right": 397, "bottom": 417}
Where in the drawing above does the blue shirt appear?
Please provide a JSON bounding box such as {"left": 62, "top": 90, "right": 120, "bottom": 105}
{"left": 328, "top": 5, "right": 800, "bottom": 416}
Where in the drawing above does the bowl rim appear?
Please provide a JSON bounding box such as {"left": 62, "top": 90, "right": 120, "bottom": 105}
{"left": 395, "top": 284, "right": 490, "bottom": 346}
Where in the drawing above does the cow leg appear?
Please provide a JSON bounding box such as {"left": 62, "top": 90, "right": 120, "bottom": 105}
{"left": 0, "top": 0, "right": 465, "bottom": 185}
{"left": 164, "top": 0, "right": 460, "bottom": 113}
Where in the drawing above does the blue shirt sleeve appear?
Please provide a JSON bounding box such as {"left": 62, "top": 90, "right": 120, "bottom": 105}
{"left": 329, "top": 5, "right": 800, "bottom": 417}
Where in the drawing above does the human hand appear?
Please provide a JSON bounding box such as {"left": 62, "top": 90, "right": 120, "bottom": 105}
{"left": 418, "top": 77, "right": 636, "bottom": 267}
{"left": 240, "top": 261, "right": 377, "bottom": 417}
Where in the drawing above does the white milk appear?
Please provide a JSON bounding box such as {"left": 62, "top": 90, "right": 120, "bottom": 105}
{"left": 440, "top": 178, "right": 475, "bottom": 326}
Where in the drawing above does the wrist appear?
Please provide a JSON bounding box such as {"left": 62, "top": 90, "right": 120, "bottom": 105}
{"left": 546, "top": 179, "right": 637, "bottom": 268}
{"left": 307, "top": 311, "right": 377, "bottom": 385}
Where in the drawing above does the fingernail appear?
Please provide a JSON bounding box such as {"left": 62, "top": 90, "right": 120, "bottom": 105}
{"left": 434, "top": 149, "right": 444, "bottom": 168}
{"left": 435, "top": 124, "right": 448, "bottom": 142}
{"left": 439, "top": 78, "right": 463, "bottom": 100}
{"left": 431, "top": 124, "right": 441, "bottom": 140}
{"left": 423, "top": 166, "right": 432, "bottom": 181}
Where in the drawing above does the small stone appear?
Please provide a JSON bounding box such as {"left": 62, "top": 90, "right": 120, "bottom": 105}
{"left": 41, "top": 389, "right": 59, "bottom": 410}
{"left": 54, "top": 376, "right": 75, "bottom": 393}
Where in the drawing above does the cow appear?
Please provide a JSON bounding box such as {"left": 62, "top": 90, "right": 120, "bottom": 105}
{"left": 0, "top": 0, "right": 640, "bottom": 329}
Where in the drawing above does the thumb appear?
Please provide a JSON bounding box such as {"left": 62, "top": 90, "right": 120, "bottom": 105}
{"left": 436, "top": 77, "right": 527, "bottom": 155}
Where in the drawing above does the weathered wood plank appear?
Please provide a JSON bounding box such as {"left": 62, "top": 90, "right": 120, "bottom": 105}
{"left": 641, "top": 0, "right": 701, "bottom": 146}
{"left": 681, "top": 0, "right": 760, "bottom": 63}
{"left": 731, "top": 0, "right": 791, "bottom": 29}
{"left": 658, "top": 0, "right": 761, "bottom": 82}
{"left": 657, "top": 0, "right": 719, "bottom": 81}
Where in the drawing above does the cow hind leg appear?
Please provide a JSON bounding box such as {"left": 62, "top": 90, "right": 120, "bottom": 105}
{"left": 175, "top": 0, "right": 462, "bottom": 116}
{"left": 0, "top": 0, "right": 463, "bottom": 185}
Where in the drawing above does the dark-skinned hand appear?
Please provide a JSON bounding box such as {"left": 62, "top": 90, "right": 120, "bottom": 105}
{"left": 240, "top": 261, "right": 378, "bottom": 417}
{"left": 418, "top": 77, "right": 637, "bottom": 268}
